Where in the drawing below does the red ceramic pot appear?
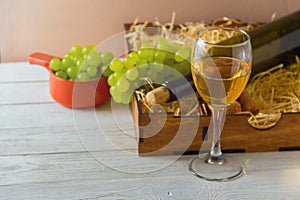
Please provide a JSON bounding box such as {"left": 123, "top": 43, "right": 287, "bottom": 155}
{"left": 28, "top": 52, "right": 110, "bottom": 108}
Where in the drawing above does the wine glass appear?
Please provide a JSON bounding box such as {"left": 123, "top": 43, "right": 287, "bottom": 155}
{"left": 188, "top": 27, "right": 252, "bottom": 181}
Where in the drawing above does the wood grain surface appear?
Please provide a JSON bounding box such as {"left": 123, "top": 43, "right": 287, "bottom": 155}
{"left": 132, "top": 90, "right": 300, "bottom": 155}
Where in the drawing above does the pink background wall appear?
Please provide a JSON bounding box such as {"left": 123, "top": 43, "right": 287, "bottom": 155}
{"left": 1, "top": 0, "right": 299, "bottom": 62}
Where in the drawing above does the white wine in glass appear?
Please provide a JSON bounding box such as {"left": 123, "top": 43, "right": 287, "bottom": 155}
{"left": 188, "top": 27, "right": 252, "bottom": 181}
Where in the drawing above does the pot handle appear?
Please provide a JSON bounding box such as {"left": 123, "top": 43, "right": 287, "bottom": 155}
{"left": 28, "top": 52, "right": 61, "bottom": 70}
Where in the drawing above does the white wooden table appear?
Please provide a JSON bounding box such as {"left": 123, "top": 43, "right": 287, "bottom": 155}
{"left": 1, "top": 62, "right": 300, "bottom": 200}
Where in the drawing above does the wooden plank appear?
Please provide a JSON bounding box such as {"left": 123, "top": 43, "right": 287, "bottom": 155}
{"left": 0, "top": 152, "right": 300, "bottom": 199}
{"left": 0, "top": 62, "right": 48, "bottom": 83}
{"left": 0, "top": 92, "right": 133, "bottom": 129}
{"left": 0, "top": 126, "right": 137, "bottom": 156}
{"left": 0, "top": 126, "right": 83, "bottom": 155}
{"left": 0, "top": 82, "right": 53, "bottom": 105}
{"left": 0, "top": 103, "right": 75, "bottom": 129}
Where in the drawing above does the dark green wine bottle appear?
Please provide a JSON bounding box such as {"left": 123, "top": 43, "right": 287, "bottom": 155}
{"left": 250, "top": 10, "right": 300, "bottom": 76}
{"left": 210, "top": 11, "right": 300, "bottom": 77}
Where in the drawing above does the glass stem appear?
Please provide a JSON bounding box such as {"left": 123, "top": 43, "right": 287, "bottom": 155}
{"left": 208, "top": 107, "right": 225, "bottom": 164}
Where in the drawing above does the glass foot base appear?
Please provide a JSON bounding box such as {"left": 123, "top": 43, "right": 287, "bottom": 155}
{"left": 188, "top": 154, "right": 244, "bottom": 182}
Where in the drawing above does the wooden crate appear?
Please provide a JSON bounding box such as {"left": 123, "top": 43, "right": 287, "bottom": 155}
{"left": 126, "top": 21, "right": 300, "bottom": 155}
{"left": 131, "top": 95, "right": 300, "bottom": 156}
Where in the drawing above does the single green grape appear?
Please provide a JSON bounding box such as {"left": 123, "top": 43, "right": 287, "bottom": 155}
{"left": 100, "top": 52, "right": 114, "bottom": 66}
{"left": 114, "top": 69, "right": 126, "bottom": 81}
{"left": 154, "top": 50, "right": 166, "bottom": 64}
{"left": 66, "top": 67, "right": 78, "bottom": 78}
{"left": 50, "top": 58, "right": 61, "bottom": 71}
{"left": 76, "top": 72, "right": 90, "bottom": 81}
{"left": 86, "top": 52, "right": 101, "bottom": 67}
{"left": 62, "top": 57, "right": 74, "bottom": 69}
{"left": 109, "top": 85, "right": 116, "bottom": 96}
{"left": 111, "top": 88, "right": 122, "bottom": 103}
{"left": 63, "top": 53, "right": 73, "bottom": 60}
{"left": 71, "top": 54, "right": 82, "bottom": 63}
{"left": 137, "top": 48, "right": 155, "bottom": 63}
{"left": 177, "top": 60, "right": 191, "bottom": 75}
{"left": 82, "top": 44, "right": 95, "bottom": 55}
{"left": 75, "top": 57, "right": 83, "bottom": 66}
{"left": 136, "top": 59, "right": 148, "bottom": 67}
{"left": 55, "top": 70, "right": 68, "bottom": 80}
{"left": 70, "top": 45, "right": 82, "bottom": 55}
{"left": 126, "top": 67, "right": 139, "bottom": 81}
{"left": 113, "top": 94, "right": 122, "bottom": 103}
{"left": 123, "top": 56, "right": 136, "bottom": 69}
{"left": 83, "top": 54, "right": 88, "bottom": 60}
{"left": 109, "top": 59, "right": 124, "bottom": 72}
{"left": 107, "top": 74, "right": 117, "bottom": 86}
{"left": 86, "top": 66, "right": 98, "bottom": 77}
{"left": 174, "top": 53, "right": 184, "bottom": 62}
{"left": 76, "top": 59, "right": 89, "bottom": 71}
{"left": 173, "top": 60, "right": 191, "bottom": 75}
{"left": 116, "top": 77, "right": 130, "bottom": 92}
{"left": 128, "top": 51, "right": 139, "bottom": 61}
{"left": 87, "top": 44, "right": 96, "bottom": 49}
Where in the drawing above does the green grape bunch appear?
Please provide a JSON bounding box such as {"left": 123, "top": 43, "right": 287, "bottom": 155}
{"left": 49, "top": 44, "right": 114, "bottom": 81}
{"left": 107, "top": 38, "right": 192, "bottom": 104}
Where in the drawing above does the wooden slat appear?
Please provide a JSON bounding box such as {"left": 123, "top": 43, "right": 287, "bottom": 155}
{"left": 0, "top": 103, "right": 75, "bottom": 129}
{"left": 0, "top": 62, "right": 49, "bottom": 83}
{"left": 0, "top": 81, "right": 53, "bottom": 105}
{"left": 0, "top": 126, "right": 137, "bottom": 156}
{"left": 0, "top": 126, "right": 83, "bottom": 156}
